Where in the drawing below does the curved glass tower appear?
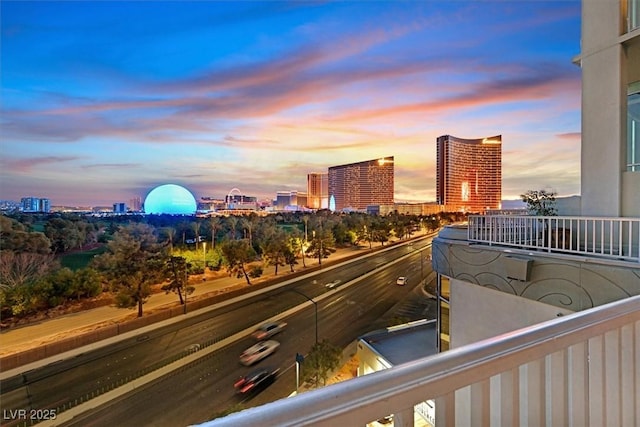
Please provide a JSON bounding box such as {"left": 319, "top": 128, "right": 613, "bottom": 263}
{"left": 436, "top": 135, "right": 502, "bottom": 213}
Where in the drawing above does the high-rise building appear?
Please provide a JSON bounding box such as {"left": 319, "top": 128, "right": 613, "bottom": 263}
{"left": 580, "top": 0, "right": 640, "bottom": 216}
{"left": 274, "top": 191, "right": 307, "bottom": 211}
{"left": 113, "top": 202, "right": 127, "bottom": 213}
{"left": 328, "top": 157, "right": 394, "bottom": 212}
{"left": 436, "top": 135, "right": 502, "bottom": 213}
{"left": 307, "top": 173, "right": 328, "bottom": 210}
{"left": 129, "top": 197, "right": 142, "bottom": 212}
{"left": 20, "top": 197, "right": 50, "bottom": 213}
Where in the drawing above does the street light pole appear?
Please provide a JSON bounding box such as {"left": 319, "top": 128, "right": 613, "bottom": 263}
{"left": 290, "top": 288, "right": 318, "bottom": 344}
{"left": 202, "top": 241, "right": 207, "bottom": 277}
{"left": 184, "top": 266, "right": 188, "bottom": 315}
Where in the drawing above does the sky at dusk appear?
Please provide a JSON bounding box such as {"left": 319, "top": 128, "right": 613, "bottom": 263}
{"left": 0, "top": 1, "right": 582, "bottom": 207}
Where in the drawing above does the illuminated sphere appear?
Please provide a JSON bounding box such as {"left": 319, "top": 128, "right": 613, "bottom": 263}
{"left": 144, "top": 184, "right": 197, "bottom": 215}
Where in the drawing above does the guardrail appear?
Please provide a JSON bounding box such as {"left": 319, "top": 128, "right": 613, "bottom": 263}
{"left": 467, "top": 215, "right": 640, "bottom": 262}
{"left": 200, "top": 294, "right": 640, "bottom": 427}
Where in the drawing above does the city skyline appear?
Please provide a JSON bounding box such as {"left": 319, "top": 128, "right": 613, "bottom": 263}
{"left": 1, "top": 1, "right": 582, "bottom": 206}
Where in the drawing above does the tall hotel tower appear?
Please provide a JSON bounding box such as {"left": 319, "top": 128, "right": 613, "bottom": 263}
{"left": 436, "top": 135, "right": 502, "bottom": 212}
{"left": 328, "top": 157, "right": 394, "bottom": 211}
{"left": 307, "top": 173, "right": 329, "bottom": 209}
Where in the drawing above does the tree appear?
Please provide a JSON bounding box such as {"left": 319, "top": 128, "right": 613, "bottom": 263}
{"left": 220, "top": 239, "right": 257, "bottom": 285}
{"left": 306, "top": 229, "right": 336, "bottom": 266}
{"left": 67, "top": 268, "right": 102, "bottom": 300}
{"left": 240, "top": 216, "right": 256, "bottom": 248}
{"left": 283, "top": 246, "right": 298, "bottom": 272}
{"left": 192, "top": 221, "right": 202, "bottom": 250}
{"left": 161, "top": 227, "right": 177, "bottom": 252}
{"left": 0, "top": 251, "right": 58, "bottom": 289}
{"left": 371, "top": 219, "right": 392, "bottom": 246}
{"left": 521, "top": 189, "right": 558, "bottom": 216}
{"left": 302, "top": 339, "right": 342, "bottom": 388}
{"left": 1, "top": 229, "right": 51, "bottom": 254}
{"left": 0, "top": 251, "right": 59, "bottom": 315}
{"left": 287, "top": 234, "right": 305, "bottom": 268}
{"left": 45, "top": 218, "right": 82, "bottom": 253}
{"left": 226, "top": 216, "right": 238, "bottom": 240}
{"left": 162, "top": 256, "right": 194, "bottom": 305}
{"left": 261, "top": 230, "right": 288, "bottom": 275}
{"left": 93, "top": 223, "right": 168, "bottom": 317}
{"left": 208, "top": 216, "right": 221, "bottom": 249}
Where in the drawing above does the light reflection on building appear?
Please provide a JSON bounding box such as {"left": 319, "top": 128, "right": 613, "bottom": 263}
{"left": 436, "top": 135, "right": 502, "bottom": 213}
{"left": 328, "top": 157, "right": 394, "bottom": 212}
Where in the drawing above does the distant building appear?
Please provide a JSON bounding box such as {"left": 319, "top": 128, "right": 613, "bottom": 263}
{"left": 225, "top": 191, "right": 258, "bottom": 211}
{"left": 129, "top": 197, "right": 142, "bottom": 212}
{"left": 144, "top": 184, "right": 197, "bottom": 215}
{"left": 436, "top": 135, "right": 502, "bottom": 213}
{"left": 274, "top": 191, "right": 308, "bottom": 211}
{"left": 20, "top": 197, "right": 50, "bottom": 213}
{"left": 0, "top": 200, "right": 20, "bottom": 213}
{"left": 379, "top": 202, "right": 445, "bottom": 216}
{"left": 113, "top": 202, "right": 127, "bottom": 214}
{"left": 328, "top": 157, "right": 394, "bottom": 212}
{"left": 199, "top": 197, "right": 226, "bottom": 212}
{"left": 307, "top": 173, "right": 328, "bottom": 209}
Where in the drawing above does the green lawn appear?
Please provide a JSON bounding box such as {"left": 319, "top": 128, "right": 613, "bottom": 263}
{"left": 60, "top": 246, "right": 107, "bottom": 270}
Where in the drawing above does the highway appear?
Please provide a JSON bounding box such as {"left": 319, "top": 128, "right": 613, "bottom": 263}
{"left": 1, "top": 238, "right": 434, "bottom": 427}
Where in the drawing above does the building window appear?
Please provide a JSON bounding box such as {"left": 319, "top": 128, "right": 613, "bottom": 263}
{"left": 628, "top": 0, "right": 640, "bottom": 32}
{"left": 437, "top": 275, "right": 450, "bottom": 352}
{"left": 628, "top": 81, "right": 640, "bottom": 171}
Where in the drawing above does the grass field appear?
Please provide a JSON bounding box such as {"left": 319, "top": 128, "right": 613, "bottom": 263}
{"left": 60, "top": 246, "right": 107, "bottom": 270}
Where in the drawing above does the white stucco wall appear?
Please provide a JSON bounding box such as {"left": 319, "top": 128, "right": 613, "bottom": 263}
{"left": 580, "top": 0, "right": 640, "bottom": 217}
{"left": 449, "top": 279, "right": 574, "bottom": 348}
{"left": 580, "top": 42, "right": 624, "bottom": 217}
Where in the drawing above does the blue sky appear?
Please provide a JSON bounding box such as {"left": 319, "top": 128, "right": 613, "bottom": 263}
{"left": 1, "top": 1, "right": 582, "bottom": 206}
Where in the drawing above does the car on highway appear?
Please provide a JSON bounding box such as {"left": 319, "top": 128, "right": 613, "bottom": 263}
{"left": 234, "top": 367, "right": 280, "bottom": 394}
{"left": 325, "top": 279, "right": 342, "bottom": 289}
{"left": 396, "top": 276, "right": 407, "bottom": 286}
{"left": 251, "top": 321, "right": 287, "bottom": 340}
{"left": 239, "top": 340, "right": 280, "bottom": 366}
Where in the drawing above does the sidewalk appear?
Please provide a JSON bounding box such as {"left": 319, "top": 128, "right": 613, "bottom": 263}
{"left": 0, "top": 238, "right": 410, "bottom": 358}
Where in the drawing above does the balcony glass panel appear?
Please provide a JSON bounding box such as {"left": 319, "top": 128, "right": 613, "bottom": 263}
{"left": 629, "top": 0, "right": 640, "bottom": 31}
{"left": 628, "top": 82, "right": 640, "bottom": 171}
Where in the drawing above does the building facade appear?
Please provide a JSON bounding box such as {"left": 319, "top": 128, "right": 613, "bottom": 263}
{"left": 328, "top": 157, "right": 394, "bottom": 212}
{"left": 433, "top": 0, "right": 640, "bottom": 398}
{"left": 113, "top": 202, "right": 127, "bottom": 214}
{"left": 129, "top": 197, "right": 142, "bottom": 212}
{"left": 436, "top": 135, "right": 501, "bottom": 213}
{"left": 307, "top": 173, "right": 328, "bottom": 210}
{"left": 579, "top": 0, "right": 640, "bottom": 216}
{"left": 20, "top": 197, "right": 50, "bottom": 213}
{"left": 273, "top": 191, "right": 307, "bottom": 211}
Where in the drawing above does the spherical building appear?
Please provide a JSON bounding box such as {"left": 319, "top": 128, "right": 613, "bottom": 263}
{"left": 144, "top": 184, "right": 197, "bottom": 215}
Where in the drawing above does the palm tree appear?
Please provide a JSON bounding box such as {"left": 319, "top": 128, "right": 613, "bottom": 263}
{"left": 240, "top": 217, "right": 254, "bottom": 248}
{"left": 209, "top": 216, "right": 221, "bottom": 249}
{"left": 162, "top": 227, "right": 176, "bottom": 252}
{"left": 226, "top": 216, "right": 238, "bottom": 240}
{"left": 192, "top": 221, "right": 201, "bottom": 250}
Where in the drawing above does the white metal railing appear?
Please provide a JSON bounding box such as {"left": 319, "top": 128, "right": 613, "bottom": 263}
{"left": 468, "top": 215, "right": 640, "bottom": 262}
{"left": 199, "top": 295, "right": 640, "bottom": 427}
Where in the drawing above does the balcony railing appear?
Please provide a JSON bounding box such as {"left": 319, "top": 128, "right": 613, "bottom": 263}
{"left": 200, "top": 295, "right": 640, "bottom": 427}
{"left": 467, "top": 215, "right": 640, "bottom": 262}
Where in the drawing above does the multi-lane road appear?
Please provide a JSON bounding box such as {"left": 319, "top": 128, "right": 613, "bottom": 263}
{"left": 1, "top": 238, "right": 434, "bottom": 427}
